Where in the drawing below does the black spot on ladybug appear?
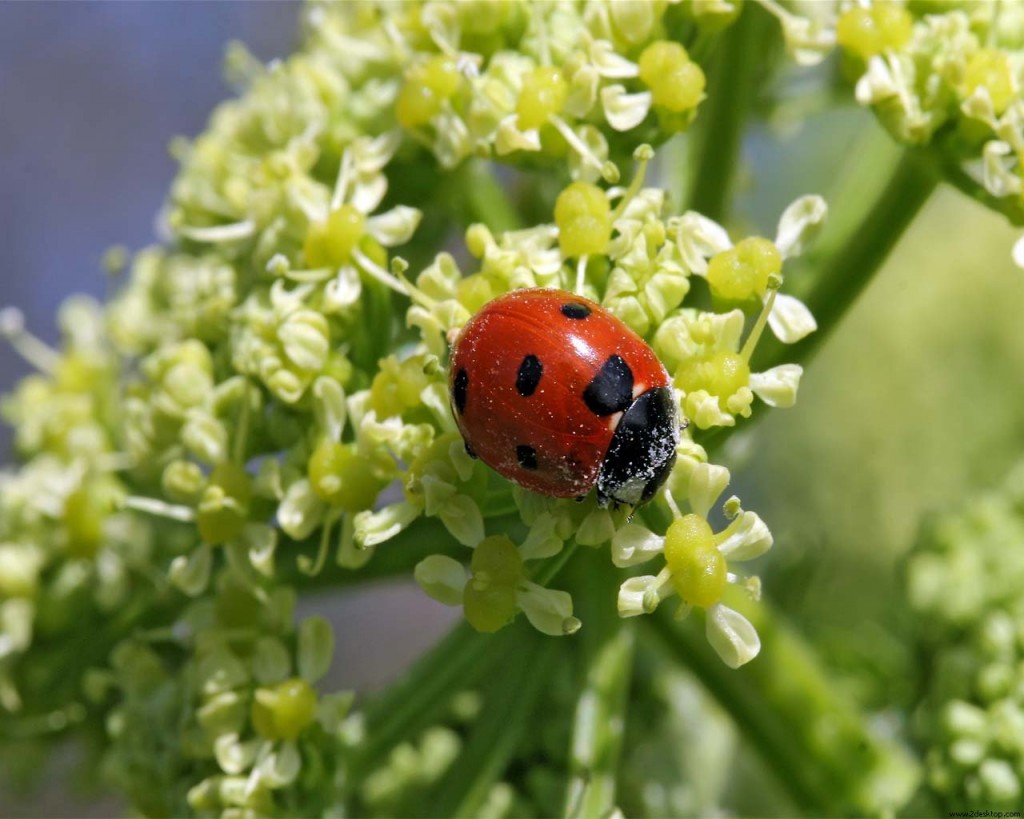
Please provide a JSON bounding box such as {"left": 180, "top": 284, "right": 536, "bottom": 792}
{"left": 561, "top": 302, "right": 591, "bottom": 320}
{"left": 582, "top": 354, "right": 634, "bottom": 416}
{"left": 453, "top": 368, "right": 469, "bottom": 415}
{"left": 516, "top": 354, "right": 543, "bottom": 397}
{"left": 464, "top": 440, "right": 478, "bottom": 459}
{"left": 516, "top": 444, "right": 538, "bottom": 470}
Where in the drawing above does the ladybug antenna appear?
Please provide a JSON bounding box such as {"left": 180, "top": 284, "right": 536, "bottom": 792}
{"left": 740, "top": 274, "right": 782, "bottom": 363}
{"left": 610, "top": 143, "right": 654, "bottom": 223}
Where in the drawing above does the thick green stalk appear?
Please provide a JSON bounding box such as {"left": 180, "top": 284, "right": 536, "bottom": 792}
{"left": 426, "top": 627, "right": 558, "bottom": 818}
{"left": 644, "top": 602, "right": 919, "bottom": 816}
{"left": 456, "top": 159, "right": 524, "bottom": 233}
{"left": 756, "top": 141, "right": 939, "bottom": 372}
{"left": 348, "top": 621, "right": 502, "bottom": 784}
{"left": 686, "top": 3, "right": 779, "bottom": 222}
{"left": 563, "top": 623, "right": 634, "bottom": 818}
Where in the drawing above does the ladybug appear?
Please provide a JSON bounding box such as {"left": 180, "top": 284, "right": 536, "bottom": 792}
{"left": 448, "top": 288, "right": 679, "bottom": 507}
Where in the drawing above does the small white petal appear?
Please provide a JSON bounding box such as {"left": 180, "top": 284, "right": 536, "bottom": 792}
{"left": 705, "top": 604, "right": 761, "bottom": 668}
{"left": 214, "top": 734, "right": 258, "bottom": 776}
{"left": 440, "top": 494, "right": 485, "bottom": 547}
{"left": 298, "top": 616, "right": 334, "bottom": 684}
{"left": 716, "top": 511, "right": 773, "bottom": 561}
{"left": 520, "top": 513, "right": 564, "bottom": 560}
{"left": 576, "top": 508, "right": 616, "bottom": 546}
{"left": 495, "top": 115, "right": 541, "bottom": 155}
{"left": 414, "top": 555, "right": 467, "bottom": 607}
{"left": 312, "top": 376, "right": 347, "bottom": 442}
{"left": 617, "top": 575, "right": 663, "bottom": 618}
{"left": 983, "top": 140, "right": 1022, "bottom": 198}
{"left": 516, "top": 581, "right": 579, "bottom": 636}
{"left": 337, "top": 516, "right": 373, "bottom": 569}
{"left": 169, "top": 544, "right": 213, "bottom": 597}
{"left": 365, "top": 205, "right": 422, "bottom": 247}
{"left": 688, "top": 462, "right": 730, "bottom": 520}
{"left": 685, "top": 390, "right": 736, "bottom": 430}
{"left": 354, "top": 500, "right": 422, "bottom": 547}
{"left": 611, "top": 523, "right": 665, "bottom": 567}
{"left": 767, "top": 293, "right": 817, "bottom": 344}
{"left": 774, "top": 195, "right": 827, "bottom": 259}
{"left": 277, "top": 479, "right": 325, "bottom": 540}
{"left": 749, "top": 364, "right": 803, "bottom": 408}
{"left": 244, "top": 524, "right": 277, "bottom": 577}
{"left": 421, "top": 474, "right": 458, "bottom": 516}
{"left": 675, "top": 212, "right": 733, "bottom": 274}
{"left": 855, "top": 56, "right": 898, "bottom": 106}
{"left": 261, "top": 740, "right": 301, "bottom": 788}
{"left": 589, "top": 39, "right": 639, "bottom": 79}
{"left": 600, "top": 85, "right": 652, "bottom": 132}
{"left": 324, "top": 267, "right": 362, "bottom": 311}
{"left": 1013, "top": 236, "right": 1024, "bottom": 271}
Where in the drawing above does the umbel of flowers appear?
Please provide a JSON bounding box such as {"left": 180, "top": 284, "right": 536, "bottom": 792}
{"left": 11, "top": 0, "right": 1011, "bottom": 814}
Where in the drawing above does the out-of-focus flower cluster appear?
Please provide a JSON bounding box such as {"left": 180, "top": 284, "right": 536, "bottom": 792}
{"left": 835, "top": 0, "right": 1024, "bottom": 225}
{"left": 0, "top": 1, "right": 828, "bottom": 812}
{"left": 906, "top": 460, "right": 1024, "bottom": 811}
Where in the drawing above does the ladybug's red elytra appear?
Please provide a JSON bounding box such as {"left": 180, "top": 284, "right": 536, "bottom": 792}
{"left": 448, "top": 288, "right": 679, "bottom": 507}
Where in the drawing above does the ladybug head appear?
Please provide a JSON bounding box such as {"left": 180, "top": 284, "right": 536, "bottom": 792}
{"left": 596, "top": 386, "right": 679, "bottom": 508}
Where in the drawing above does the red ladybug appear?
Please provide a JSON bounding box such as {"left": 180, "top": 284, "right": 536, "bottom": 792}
{"left": 448, "top": 288, "right": 678, "bottom": 507}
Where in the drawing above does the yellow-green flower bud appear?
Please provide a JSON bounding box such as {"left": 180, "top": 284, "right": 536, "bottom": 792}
{"left": 638, "top": 41, "right": 706, "bottom": 113}
{"left": 470, "top": 535, "right": 523, "bottom": 587}
{"left": 516, "top": 66, "right": 568, "bottom": 130}
{"left": 964, "top": 49, "right": 1016, "bottom": 115}
{"left": 251, "top": 678, "right": 318, "bottom": 741}
{"left": 396, "top": 56, "right": 461, "bottom": 129}
{"left": 307, "top": 440, "right": 385, "bottom": 512}
{"left": 463, "top": 581, "right": 518, "bottom": 633}
{"left": 664, "top": 514, "right": 727, "bottom": 607}
{"left": 462, "top": 536, "right": 523, "bottom": 633}
{"left": 196, "top": 462, "right": 252, "bottom": 546}
{"left": 675, "top": 351, "right": 750, "bottom": 399}
{"left": 304, "top": 204, "right": 366, "bottom": 268}
{"left": 705, "top": 237, "right": 781, "bottom": 302}
{"left": 554, "top": 181, "right": 612, "bottom": 258}
{"left": 836, "top": 4, "right": 913, "bottom": 61}
{"left": 369, "top": 355, "right": 432, "bottom": 419}
{"left": 64, "top": 483, "right": 113, "bottom": 559}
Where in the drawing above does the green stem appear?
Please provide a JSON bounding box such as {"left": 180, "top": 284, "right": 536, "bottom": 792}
{"left": 426, "top": 627, "right": 558, "bottom": 818}
{"left": 348, "top": 621, "right": 503, "bottom": 784}
{"left": 686, "top": 2, "right": 779, "bottom": 222}
{"left": 756, "top": 141, "right": 939, "bottom": 372}
{"left": 457, "top": 160, "right": 524, "bottom": 233}
{"left": 564, "top": 620, "right": 634, "bottom": 819}
{"left": 644, "top": 602, "right": 919, "bottom": 816}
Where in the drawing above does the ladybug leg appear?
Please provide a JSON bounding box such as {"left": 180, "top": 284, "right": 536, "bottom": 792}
{"left": 464, "top": 441, "right": 478, "bottom": 459}
{"left": 574, "top": 495, "right": 586, "bottom": 503}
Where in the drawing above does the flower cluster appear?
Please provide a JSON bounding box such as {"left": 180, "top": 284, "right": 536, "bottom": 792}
{"left": 0, "top": 1, "right": 835, "bottom": 813}
{"left": 836, "top": 1, "right": 1024, "bottom": 227}
{"left": 906, "top": 460, "right": 1024, "bottom": 810}
{"left": 97, "top": 579, "right": 348, "bottom": 817}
